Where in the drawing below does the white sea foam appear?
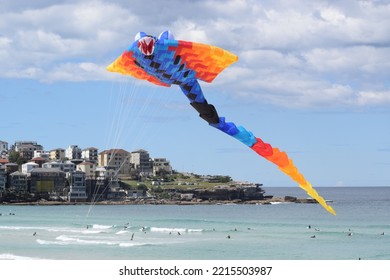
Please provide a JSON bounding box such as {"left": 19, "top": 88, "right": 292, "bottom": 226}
{"left": 81, "top": 229, "right": 102, "bottom": 234}
{"left": 36, "top": 239, "right": 67, "bottom": 246}
{"left": 150, "top": 227, "right": 203, "bottom": 233}
{"left": 119, "top": 242, "right": 150, "bottom": 247}
{"left": 47, "top": 227, "right": 84, "bottom": 233}
{"left": 56, "top": 235, "right": 117, "bottom": 246}
{"left": 0, "top": 253, "right": 42, "bottom": 260}
{"left": 92, "top": 224, "right": 113, "bottom": 230}
{"left": 187, "top": 229, "right": 204, "bottom": 233}
{"left": 150, "top": 227, "right": 186, "bottom": 233}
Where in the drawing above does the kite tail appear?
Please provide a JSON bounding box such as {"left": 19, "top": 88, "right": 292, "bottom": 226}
{"left": 180, "top": 80, "right": 336, "bottom": 215}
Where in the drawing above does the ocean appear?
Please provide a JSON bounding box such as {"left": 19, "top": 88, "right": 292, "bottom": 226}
{"left": 0, "top": 187, "right": 389, "bottom": 260}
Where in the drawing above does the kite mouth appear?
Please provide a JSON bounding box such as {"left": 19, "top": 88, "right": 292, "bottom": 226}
{"left": 137, "top": 36, "right": 155, "bottom": 56}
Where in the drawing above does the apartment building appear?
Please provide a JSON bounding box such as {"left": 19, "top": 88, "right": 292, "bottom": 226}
{"left": 14, "top": 141, "right": 43, "bottom": 161}
{"left": 8, "top": 171, "right": 28, "bottom": 191}
{"left": 49, "top": 148, "right": 66, "bottom": 160}
{"left": 152, "top": 158, "right": 172, "bottom": 176}
{"left": 67, "top": 171, "right": 87, "bottom": 202}
{"left": 82, "top": 147, "right": 98, "bottom": 163}
{"left": 0, "top": 140, "right": 8, "bottom": 157}
{"left": 65, "top": 145, "right": 82, "bottom": 160}
{"left": 33, "top": 150, "right": 50, "bottom": 160}
{"left": 43, "top": 160, "right": 76, "bottom": 173}
{"left": 77, "top": 161, "right": 96, "bottom": 178}
{"left": 98, "top": 149, "right": 131, "bottom": 175}
{"left": 0, "top": 166, "right": 6, "bottom": 192}
{"left": 21, "top": 162, "right": 39, "bottom": 174}
{"left": 130, "top": 149, "right": 152, "bottom": 175}
{"left": 29, "top": 168, "right": 66, "bottom": 194}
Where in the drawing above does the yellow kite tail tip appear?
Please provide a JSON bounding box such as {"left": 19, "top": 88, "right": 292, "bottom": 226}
{"left": 106, "top": 62, "right": 115, "bottom": 72}
{"left": 327, "top": 206, "right": 337, "bottom": 216}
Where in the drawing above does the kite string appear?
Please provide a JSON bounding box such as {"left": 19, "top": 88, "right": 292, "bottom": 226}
{"left": 86, "top": 74, "right": 175, "bottom": 217}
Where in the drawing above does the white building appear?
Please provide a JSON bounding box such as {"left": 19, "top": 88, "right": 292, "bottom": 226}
{"left": 0, "top": 140, "right": 8, "bottom": 155}
{"left": 95, "top": 166, "right": 116, "bottom": 179}
{"left": 21, "top": 162, "right": 39, "bottom": 174}
{"left": 33, "top": 150, "right": 50, "bottom": 160}
{"left": 65, "top": 145, "right": 82, "bottom": 160}
{"left": 82, "top": 147, "right": 98, "bottom": 163}
{"left": 67, "top": 171, "right": 87, "bottom": 202}
{"left": 43, "top": 160, "right": 76, "bottom": 172}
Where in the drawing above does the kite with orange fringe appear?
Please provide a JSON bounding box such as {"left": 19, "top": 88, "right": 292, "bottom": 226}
{"left": 107, "top": 30, "right": 336, "bottom": 215}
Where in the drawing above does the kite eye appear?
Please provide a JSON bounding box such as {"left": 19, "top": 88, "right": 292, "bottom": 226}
{"left": 137, "top": 36, "right": 156, "bottom": 56}
{"left": 134, "top": 32, "right": 147, "bottom": 42}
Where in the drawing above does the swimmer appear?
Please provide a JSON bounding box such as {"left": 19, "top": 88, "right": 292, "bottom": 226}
{"left": 227, "top": 235, "right": 231, "bottom": 239}
{"left": 310, "top": 235, "right": 316, "bottom": 238}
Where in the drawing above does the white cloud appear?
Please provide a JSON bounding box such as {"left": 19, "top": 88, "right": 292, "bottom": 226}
{"left": 0, "top": 1, "right": 141, "bottom": 81}
{"left": 356, "top": 90, "right": 390, "bottom": 106}
{"left": 0, "top": 0, "right": 389, "bottom": 109}
{"left": 303, "top": 46, "right": 390, "bottom": 76}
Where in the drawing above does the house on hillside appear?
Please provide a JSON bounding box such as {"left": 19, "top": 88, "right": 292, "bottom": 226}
{"left": 130, "top": 149, "right": 152, "bottom": 175}
{"left": 98, "top": 149, "right": 131, "bottom": 175}
{"left": 8, "top": 171, "right": 28, "bottom": 192}
{"left": 152, "top": 158, "right": 172, "bottom": 176}
{"left": 21, "top": 162, "right": 39, "bottom": 174}
{"left": 82, "top": 147, "right": 98, "bottom": 163}
{"left": 29, "top": 168, "right": 66, "bottom": 195}
{"left": 65, "top": 145, "right": 82, "bottom": 160}
{"left": 0, "top": 165, "right": 7, "bottom": 193}
{"left": 0, "top": 140, "right": 8, "bottom": 157}
{"left": 14, "top": 141, "right": 43, "bottom": 161}
{"left": 49, "top": 148, "right": 65, "bottom": 160}
{"left": 77, "top": 161, "right": 96, "bottom": 178}
{"left": 67, "top": 170, "right": 87, "bottom": 202}
{"left": 43, "top": 160, "right": 75, "bottom": 172}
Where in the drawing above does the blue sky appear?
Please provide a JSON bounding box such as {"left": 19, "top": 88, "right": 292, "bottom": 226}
{"left": 1, "top": 0, "right": 389, "bottom": 186}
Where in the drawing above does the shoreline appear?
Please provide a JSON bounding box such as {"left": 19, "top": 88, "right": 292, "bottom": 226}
{"left": 1, "top": 196, "right": 322, "bottom": 206}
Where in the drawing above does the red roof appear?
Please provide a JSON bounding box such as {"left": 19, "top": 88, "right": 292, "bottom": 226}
{"left": 0, "top": 159, "right": 9, "bottom": 164}
{"left": 31, "top": 157, "right": 45, "bottom": 161}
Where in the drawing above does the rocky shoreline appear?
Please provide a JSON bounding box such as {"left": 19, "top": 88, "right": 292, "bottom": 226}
{"left": 2, "top": 196, "right": 321, "bottom": 206}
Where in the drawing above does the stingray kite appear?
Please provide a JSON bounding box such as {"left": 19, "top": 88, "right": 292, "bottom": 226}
{"left": 107, "top": 30, "right": 336, "bottom": 215}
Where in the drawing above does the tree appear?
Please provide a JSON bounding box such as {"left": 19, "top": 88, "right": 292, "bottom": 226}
{"left": 8, "top": 151, "right": 27, "bottom": 165}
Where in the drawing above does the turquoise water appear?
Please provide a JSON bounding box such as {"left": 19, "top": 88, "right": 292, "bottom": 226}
{"left": 0, "top": 187, "right": 389, "bottom": 260}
